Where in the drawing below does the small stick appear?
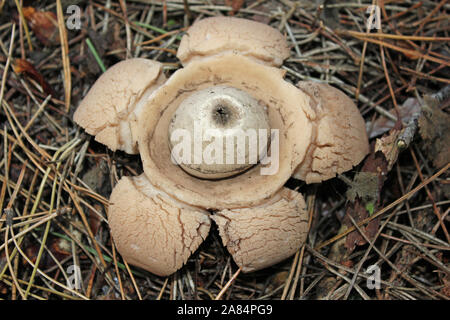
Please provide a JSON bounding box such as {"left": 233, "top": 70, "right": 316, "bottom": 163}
{"left": 214, "top": 267, "right": 242, "bottom": 300}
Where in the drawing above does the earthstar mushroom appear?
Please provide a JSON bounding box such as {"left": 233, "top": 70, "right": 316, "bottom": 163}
{"left": 74, "top": 17, "right": 369, "bottom": 276}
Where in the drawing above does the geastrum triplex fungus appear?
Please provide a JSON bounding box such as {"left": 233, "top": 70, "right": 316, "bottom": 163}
{"left": 74, "top": 17, "right": 369, "bottom": 276}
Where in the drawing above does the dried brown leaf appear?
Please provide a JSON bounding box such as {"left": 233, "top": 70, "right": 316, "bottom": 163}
{"left": 23, "top": 239, "right": 71, "bottom": 269}
{"left": 225, "top": 0, "right": 245, "bottom": 15}
{"left": 343, "top": 151, "right": 388, "bottom": 252}
{"left": 418, "top": 89, "right": 450, "bottom": 168}
{"left": 13, "top": 58, "right": 55, "bottom": 96}
{"left": 22, "top": 7, "right": 59, "bottom": 46}
{"left": 369, "top": 98, "right": 421, "bottom": 139}
{"left": 346, "top": 172, "right": 379, "bottom": 203}
{"left": 375, "top": 129, "right": 401, "bottom": 171}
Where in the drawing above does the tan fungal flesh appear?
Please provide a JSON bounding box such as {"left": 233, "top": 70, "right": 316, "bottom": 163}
{"left": 177, "top": 17, "right": 290, "bottom": 67}
{"left": 108, "top": 174, "right": 211, "bottom": 276}
{"left": 212, "top": 188, "right": 309, "bottom": 272}
{"left": 73, "top": 58, "right": 166, "bottom": 154}
{"left": 293, "top": 81, "right": 370, "bottom": 183}
{"left": 138, "top": 53, "right": 314, "bottom": 210}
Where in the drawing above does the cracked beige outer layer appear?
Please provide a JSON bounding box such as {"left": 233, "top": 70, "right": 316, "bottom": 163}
{"left": 108, "top": 174, "right": 210, "bottom": 276}
{"left": 177, "top": 17, "right": 290, "bottom": 67}
{"left": 212, "top": 188, "right": 308, "bottom": 272}
{"left": 73, "top": 58, "right": 166, "bottom": 154}
{"left": 293, "top": 81, "right": 369, "bottom": 183}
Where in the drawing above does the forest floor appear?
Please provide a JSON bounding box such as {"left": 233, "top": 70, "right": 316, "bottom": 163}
{"left": 0, "top": 0, "right": 449, "bottom": 300}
